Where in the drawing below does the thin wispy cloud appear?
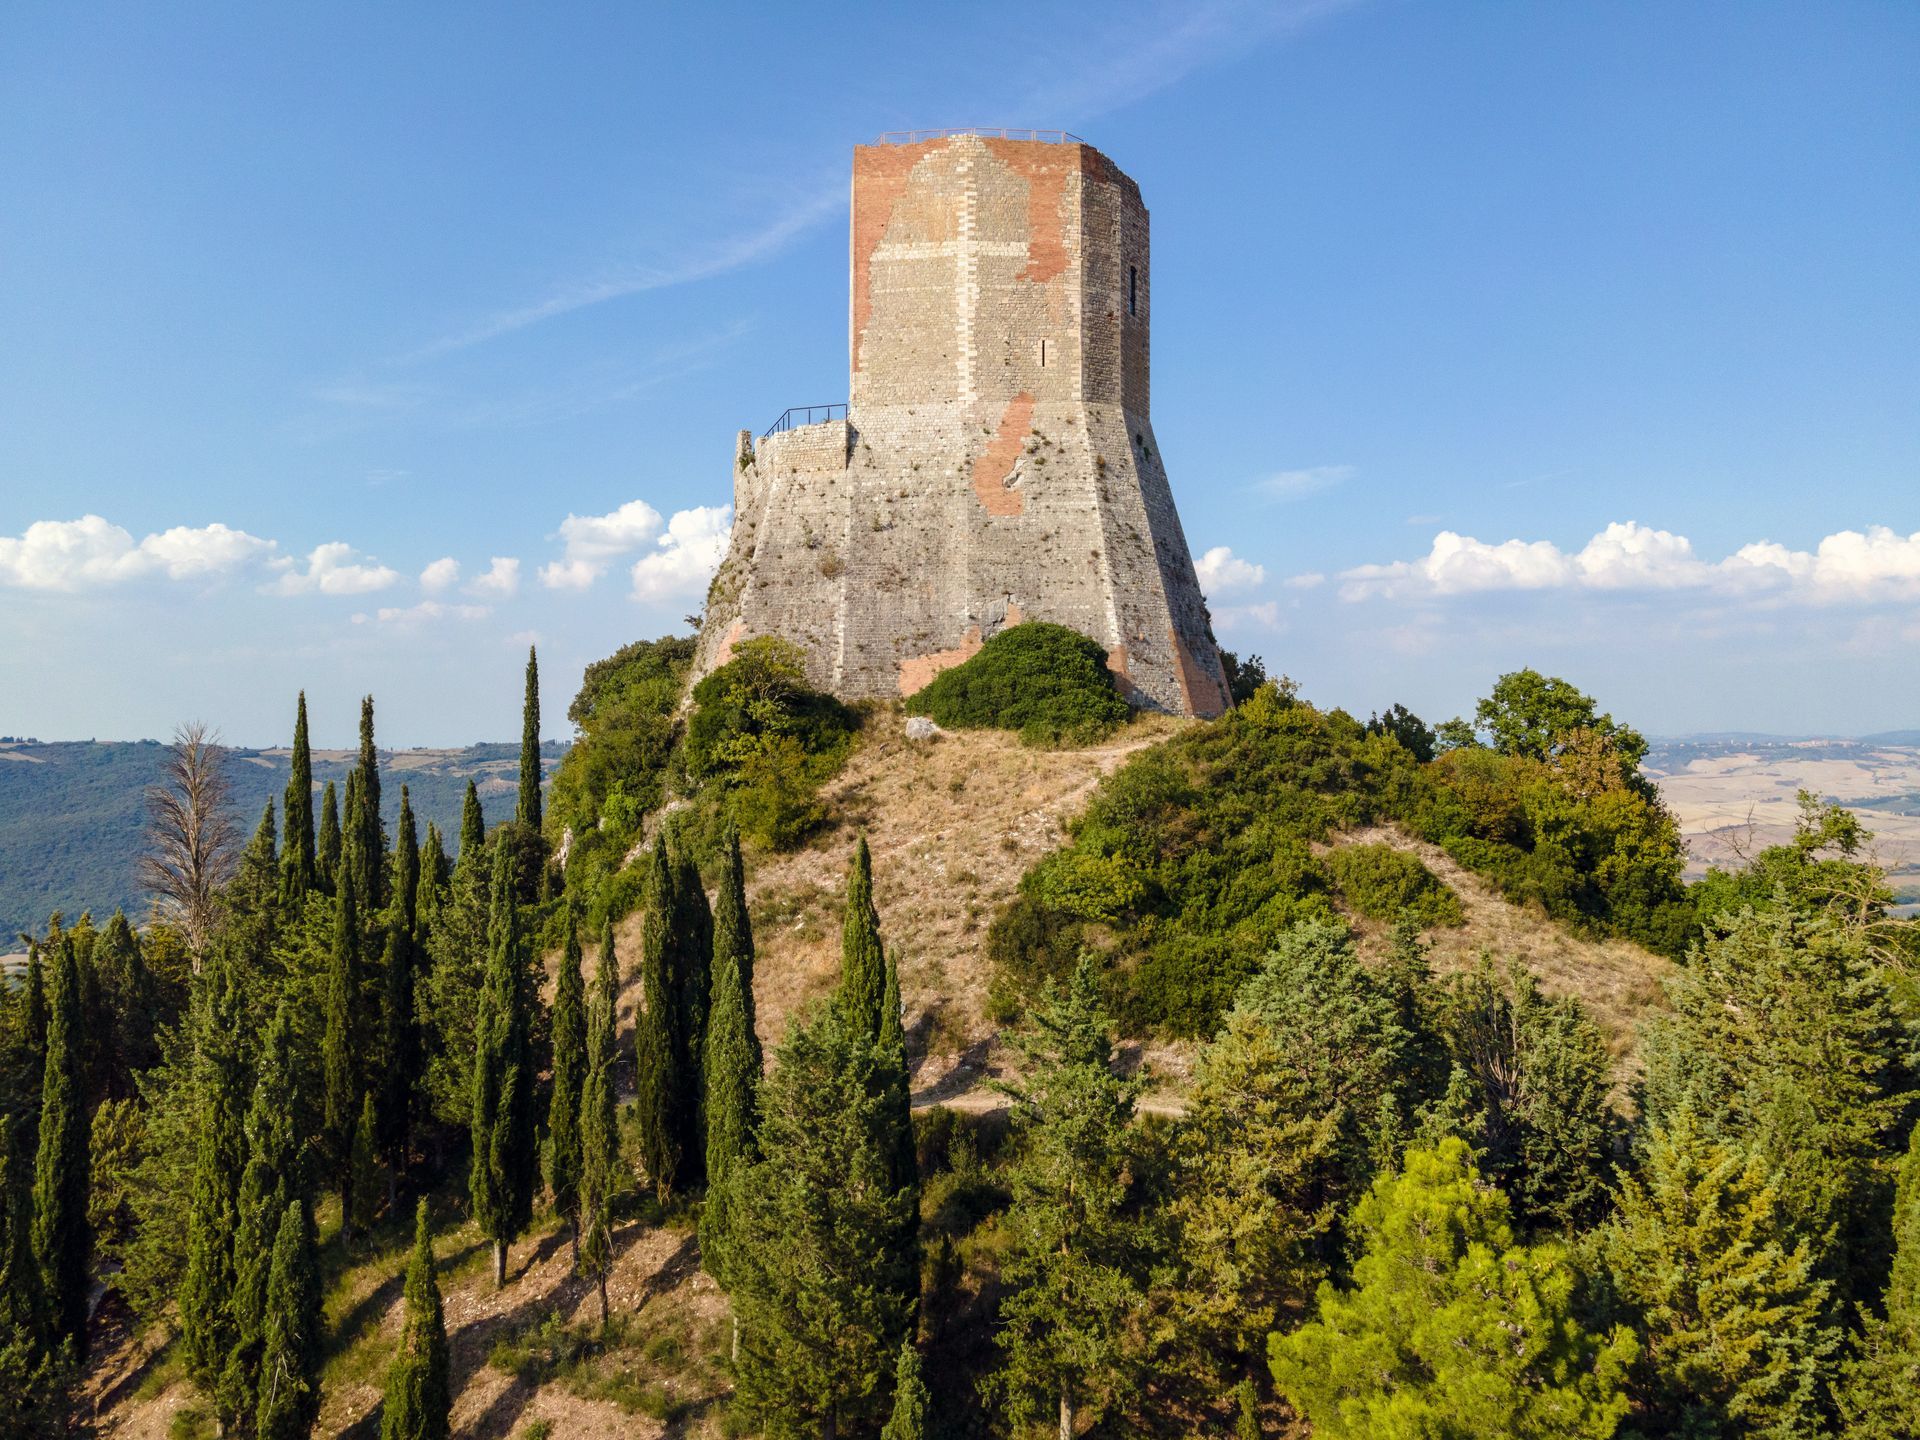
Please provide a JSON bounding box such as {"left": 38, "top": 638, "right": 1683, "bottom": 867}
{"left": 1254, "top": 464, "right": 1354, "bottom": 503}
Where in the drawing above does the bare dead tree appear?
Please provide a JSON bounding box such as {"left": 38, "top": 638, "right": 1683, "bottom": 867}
{"left": 140, "top": 721, "right": 239, "bottom": 966}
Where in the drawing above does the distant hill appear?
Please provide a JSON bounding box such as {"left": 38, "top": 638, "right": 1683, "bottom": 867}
{"left": 0, "top": 738, "right": 566, "bottom": 938}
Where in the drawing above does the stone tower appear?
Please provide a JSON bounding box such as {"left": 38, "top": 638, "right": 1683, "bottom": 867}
{"left": 693, "top": 129, "right": 1230, "bottom": 717}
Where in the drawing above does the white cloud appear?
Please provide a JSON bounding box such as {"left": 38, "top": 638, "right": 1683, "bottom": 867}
{"left": 1339, "top": 521, "right": 1920, "bottom": 605}
{"left": 1195, "top": 545, "right": 1266, "bottom": 594}
{"left": 631, "top": 505, "right": 732, "bottom": 601}
{"left": 1254, "top": 465, "right": 1353, "bottom": 503}
{"left": 1213, "top": 600, "right": 1282, "bottom": 631}
{"left": 354, "top": 600, "right": 490, "bottom": 627}
{"left": 466, "top": 556, "right": 520, "bottom": 599}
{"left": 540, "top": 499, "right": 665, "bottom": 589}
{"left": 1284, "top": 572, "right": 1326, "bottom": 590}
{"left": 267, "top": 542, "right": 401, "bottom": 597}
{"left": 0, "top": 515, "right": 277, "bottom": 590}
{"left": 419, "top": 557, "right": 460, "bottom": 592}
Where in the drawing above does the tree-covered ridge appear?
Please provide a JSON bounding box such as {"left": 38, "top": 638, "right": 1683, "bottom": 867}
{"left": 0, "top": 738, "right": 565, "bottom": 939}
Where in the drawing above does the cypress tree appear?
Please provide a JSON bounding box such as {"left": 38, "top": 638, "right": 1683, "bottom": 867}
{"left": 547, "top": 912, "right": 586, "bottom": 1254}
{"left": 470, "top": 841, "right": 535, "bottom": 1287}
{"left": 281, "top": 691, "right": 316, "bottom": 903}
{"left": 457, "top": 780, "right": 484, "bottom": 871}
{"left": 351, "top": 1091, "right": 382, "bottom": 1235}
{"left": 517, "top": 646, "right": 543, "bottom": 834}
{"left": 0, "top": 1116, "right": 43, "bottom": 1341}
{"left": 22, "top": 944, "right": 46, "bottom": 1111}
{"left": 254, "top": 1199, "right": 322, "bottom": 1440}
{"left": 220, "top": 1004, "right": 304, "bottom": 1430}
{"left": 877, "top": 951, "right": 918, "bottom": 1232}
{"left": 1841, "top": 1125, "right": 1920, "bottom": 1437}
{"left": 881, "top": 1341, "right": 930, "bottom": 1440}
{"left": 323, "top": 871, "right": 361, "bottom": 1231}
{"left": 381, "top": 1200, "right": 450, "bottom": 1440}
{"left": 578, "top": 918, "right": 621, "bottom": 1329}
{"left": 180, "top": 954, "right": 249, "bottom": 1395}
{"left": 32, "top": 937, "right": 92, "bottom": 1357}
{"left": 419, "top": 823, "right": 450, "bottom": 933}
{"left": 634, "top": 839, "right": 685, "bottom": 1200}
{"left": 702, "top": 827, "right": 762, "bottom": 1288}
{"left": 672, "top": 848, "right": 712, "bottom": 1186}
{"left": 348, "top": 695, "right": 387, "bottom": 912}
{"left": 317, "top": 780, "right": 341, "bottom": 895}
{"left": 379, "top": 787, "right": 421, "bottom": 1187}
{"left": 95, "top": 909, "right": 158, "bottom": 1097}
{"left": 840, "top": 837, "right": 885, "bottom": 1040}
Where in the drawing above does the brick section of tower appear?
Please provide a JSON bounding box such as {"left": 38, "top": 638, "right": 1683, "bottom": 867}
{"left": 694, "top": 134, "right": 1230, "bottom": 719}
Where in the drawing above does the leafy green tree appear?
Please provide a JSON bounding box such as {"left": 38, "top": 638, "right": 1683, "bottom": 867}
{"left": 634, "top": 839, "right": 686, "bottom": 1200}
{"left": 281, "top": 691, "right": 316, "bottom": 902}
{"left": 323, "top": 871, "right": 362, "bottom": 1230}
{"left": 382, "top": 1199, "right": 451, "bottom": 1440}
{"left": 729, "top": 1008, "right": 918, "bottom": 1436}
{"left": 990, "top": 958, "right": 1150, "bottom": 1435}
{"left": 1839, "top": 1125, "right": 1920, "bottom": 1438}
{"left": 903, "top": 621, "right": 1129, "bottom": 746}
{"left": 1365, "top": 702, "right": 1436, "bottom": 762}
{"left": 517, "top": 646, "right": 544, "bottom": 835}
{"left": 254, "top": 1199, "right": 322, "bottom": 1440}
{"left": 180, "top": 955, "right": 248, "bottom": 1396}
{"left": 32, "top": 938, "right": 91, "bottom": 1357}
{"left": 547, "top": 911, "right": 586, "bottom": 1254}
{"left": 840, "top": 838, "right": 886, "bottom": 1040}
{"left": 469, "top": 842, "right": 535, "bottom": 1287}
{"left": 1441, "top": 958, "right": 1617, "bottom": 1233}
{"left": 316, "top": 780, "right": 341, "bottom": 895}
{"left": 1474, "top": 668, "right": 1648, "bottom": 766}
{"left": 1641, "top": 904, "right": 1912, "bottom": 1304}
{"left": 578, "top": 917, "right": 621, "bottom": 1329}
{"left": 1162, "top": 1005, "right": 1338, "bottom": 1396}
{"left": 1269, "top": 1139, "right": 1637, "bottom": 1440}
{"left": 1604, "top": 1110, "right": 1833, "bottom": 1438}
{"left": 880, "top": 1341, "right": 930, "bottom": 1440}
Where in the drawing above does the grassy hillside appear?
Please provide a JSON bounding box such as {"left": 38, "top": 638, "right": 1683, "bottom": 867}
{"left": 0, "top": 739, "right": 566, "bottom": 936}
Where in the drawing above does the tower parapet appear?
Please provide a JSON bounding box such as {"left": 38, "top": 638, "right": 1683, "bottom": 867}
{"left": 695, "top": 132, "right": 1229, "bottom": 718}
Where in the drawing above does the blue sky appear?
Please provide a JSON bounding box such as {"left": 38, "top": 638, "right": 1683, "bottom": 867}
{"left": 2, "top": 1, "right": 1915, "bottom": 746}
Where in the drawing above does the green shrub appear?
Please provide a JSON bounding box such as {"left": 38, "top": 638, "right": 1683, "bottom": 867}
{"left": 1326, "top": 843, "right": 1464, "bottom": 928}
{"left": 904, "top": 621, "right": 1129, "bottom": 746}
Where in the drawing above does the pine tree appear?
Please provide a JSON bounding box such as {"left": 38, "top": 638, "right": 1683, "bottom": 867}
{"left": 381, "top": 1200, "right": 450, "bottom": 1440}
{"left": 701, "top": 827, "right": 761, "bottom": 1289}
{"left": 1603, "top": 1110, "right": 1833, "bottom": 1437}
{"left": 634, "top": 838, "right": 685, "bottom": 1200}
{"left": 730, "top": 1009, "right": 917, "bottom": 1434}
{"left": 281, "top": 691, "right": 316, "bottom": 903}
{"left": 840, "top": 837, "right": 885, "bottom": 1039}
{"left": 578, "top": 918, "right": 621, "bottom": 1329}
{"left": 1269, "top": 1139, "right": 1636, "bottom": 1440}
{"left": 470, "top": 841, "right": 535, "bottom": 1287}
{"left": 517, "top": 646, "right": 543, "bottom": 834}
{"left": 1164, "top": 1005, "right": 1339, "bottom": 1397}
{"left": 32, "top": 937, "right": 92, "bottom": 1358}
{"left": 324, "top": 870, "right": 362, "bottom": 1231}
{"left": 881, "top": 1341, "right": 930, "bottom": 1440}
{"left": 1840, "top": 1125, "right": 1920, "bottom": 1437}
{"left": 316, "top": 780, "right": 341, "bottom": 895}
{"left": 671, "top": 848, "right": 712, "bottom": 1186}
{"left": 457, "top": 780, "right": 484, "bottom": 870}
{"left": 990, "top": 957, "right": 1149, "bottom": 1436}
{"left": 254, "top": 1199, "right": 322, "bottom": 1440}
{"left": 219, "top": 1003, "right": 305, "bottom": 1431}
{"left": 180, "top": 954, "right": 249, "bottom": 1395}
{"left": 547, "top": 912, "right": 586, "bottom": 1254}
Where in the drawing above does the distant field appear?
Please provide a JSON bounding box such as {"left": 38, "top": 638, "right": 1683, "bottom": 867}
{"left": 1645, "top": 736, "right": 1920, "bottom": 910}
{"left": 0, "top": 738, "right": 566, "bottom": 937}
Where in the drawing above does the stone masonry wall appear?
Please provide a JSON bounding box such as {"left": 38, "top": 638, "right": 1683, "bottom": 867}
{"left": 693, "top": 134, "right": 1228, "bottom": 718}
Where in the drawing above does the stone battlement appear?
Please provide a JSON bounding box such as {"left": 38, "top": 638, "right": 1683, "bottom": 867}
{"left": 694, "top": 133, "right": 1229, "bottom": 718}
